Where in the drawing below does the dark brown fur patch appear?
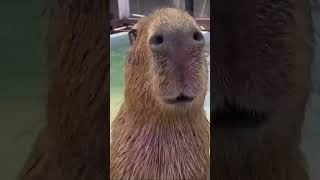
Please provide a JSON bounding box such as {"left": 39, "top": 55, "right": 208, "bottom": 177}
{"left": 213, "top": 0, "right": 313, "bottom": 179}
{"left": 18, "top": 0, "right": 107, "bottom": 179}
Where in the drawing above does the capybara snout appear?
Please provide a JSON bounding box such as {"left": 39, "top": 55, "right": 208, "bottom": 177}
{"left": 142, "top": 9, "right": 208, "bottom": 107}
{"left": 148, "top": 29, "right": 205, "bottom": 52}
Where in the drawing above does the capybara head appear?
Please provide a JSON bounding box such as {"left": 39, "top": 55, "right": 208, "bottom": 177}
{"left": 126, "top": 8, "right": 208, "bottom": 111}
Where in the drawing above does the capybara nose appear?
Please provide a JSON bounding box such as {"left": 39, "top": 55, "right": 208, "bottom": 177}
{"left": 149, "top": 30, "right": 205, "bottom": 52}
{"left": 192, "top": 31, "right": 205, "bottom": 42}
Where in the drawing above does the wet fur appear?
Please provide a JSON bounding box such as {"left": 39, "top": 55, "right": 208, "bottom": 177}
{"left": 18, "top": 0, "right": 107, "bottom": 179}
{"left": 213, "top": 0, "right": 313, "bottom": 179}
{"left": 110, "top": 8, "right": 210, "bottom": 180}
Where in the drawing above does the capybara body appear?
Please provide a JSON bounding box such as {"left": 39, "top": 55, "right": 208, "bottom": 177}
{"left": 213, "top": 0, "right": 313, "bottom": 179}
{"left": 18, "top": 0, "right": 107, "bottom": 179}
{"left": 110, "top": 8, "right": 210, "bottom": 180}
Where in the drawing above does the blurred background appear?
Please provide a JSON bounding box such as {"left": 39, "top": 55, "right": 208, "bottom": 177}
{"left": 302, "top": 0, "right": 320, "bottom": 179}
{"left": 0, "top": 1, "right": 47, "bottom": 179}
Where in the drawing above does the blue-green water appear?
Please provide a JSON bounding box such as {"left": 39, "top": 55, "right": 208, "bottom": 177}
{"left": 110, "top": 32, "right": 211, "bottom": 123}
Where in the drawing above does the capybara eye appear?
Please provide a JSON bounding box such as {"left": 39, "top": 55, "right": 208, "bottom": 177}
{"left": 149, "top": 34, "right": 164, "bottom": 46}
{"left": 193, "top": 31, "right": 204, "bottom": 41}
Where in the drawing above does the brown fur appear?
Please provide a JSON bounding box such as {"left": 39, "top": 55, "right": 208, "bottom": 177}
{"left": 110, "top": 8, "right": 210, "bottom": 180}
{"left": 18, "top": 0, "right": 107, "bottom": 179}
{"left": 213, "top": 0, "right": 313, "bottom": 179}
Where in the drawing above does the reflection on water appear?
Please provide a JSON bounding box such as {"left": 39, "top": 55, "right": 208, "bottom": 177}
{"left": 110, "top": 32, "right": 211, "bottom": 124}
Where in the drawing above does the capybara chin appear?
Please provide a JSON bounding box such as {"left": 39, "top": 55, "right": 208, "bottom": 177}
{"left": 213, "top": 0, "right": 313, "bottom": 179}
{"left": 110, "top": 8, "right": 210, "bottom": 180}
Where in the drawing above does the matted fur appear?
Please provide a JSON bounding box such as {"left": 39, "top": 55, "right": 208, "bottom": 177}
{"left": 213, "top": 0, "right": 313, "bottom": 179}
{"left": 18, "top": 0, "right": 107, "bottom": 179}
{"left": 110, "top": 8, "right": 210, "bottom": 180}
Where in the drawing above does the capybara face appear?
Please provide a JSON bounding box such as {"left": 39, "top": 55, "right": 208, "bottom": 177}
{"left": 127, "top": 8, "right": 208, "bottom": 109}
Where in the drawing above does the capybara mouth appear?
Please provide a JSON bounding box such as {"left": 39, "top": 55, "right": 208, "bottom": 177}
{"left": 214, "top": 102, "right": 267, "bottom": 129}
{"left": 164, "top": 94, "right": 194, "bottom": 104}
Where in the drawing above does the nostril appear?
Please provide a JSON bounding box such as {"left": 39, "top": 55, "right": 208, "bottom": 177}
{"left": 149, "top": 34, "right": 164, "bottom": 46}
{"left": 193, "top": 31, "right": 204, "bottom": 41}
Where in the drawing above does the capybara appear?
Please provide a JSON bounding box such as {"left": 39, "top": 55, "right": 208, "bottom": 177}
{"left": 110, "top": 8, "right": 210, "bottom": 180}
{"left": 213, "top": 0, "right": 313, "bottom": 179}
{"left": 18, "top": 0, "right": 107, "bottom": 179}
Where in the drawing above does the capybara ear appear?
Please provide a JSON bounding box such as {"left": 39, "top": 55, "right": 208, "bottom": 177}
{"left": 128, "top": 28, "right": 138, "bottom": 46}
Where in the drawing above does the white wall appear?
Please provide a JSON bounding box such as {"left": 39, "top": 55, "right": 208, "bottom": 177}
{"left": 118, "top": 0, "right": 130, "bottom": 19}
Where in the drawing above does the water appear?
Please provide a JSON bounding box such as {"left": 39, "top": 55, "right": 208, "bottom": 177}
{"left": 110, "top": 33, "right": 128, "bottom": 123}
{"left": 110, "top": 32, "right": 211, "bottom": 124}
